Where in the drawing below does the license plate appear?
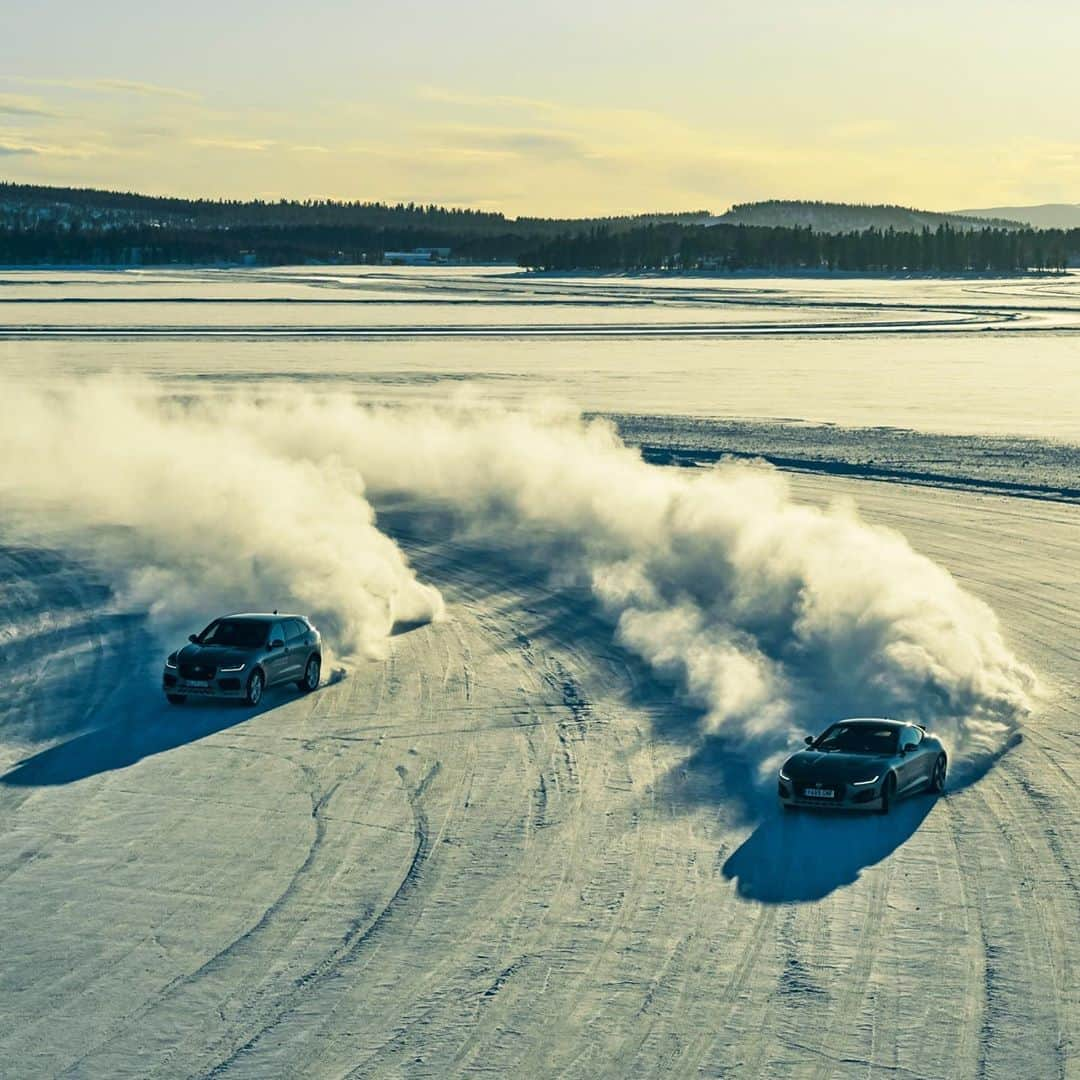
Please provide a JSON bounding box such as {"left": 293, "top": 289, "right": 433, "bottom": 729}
{"left": 184, "top": 679, "right": 210, "bottom": 688}
{"left": 804, "top": 788, "right": 834, "bottom": 799}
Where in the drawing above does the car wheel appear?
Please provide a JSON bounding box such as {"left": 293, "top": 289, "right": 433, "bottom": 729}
{"left": 166, "top": 694, "right": 186, "bottom": 705}
{"left": 297, "top": 655, "right": 320, "bottom": 692}
{"left": 245, "top": 668, "right": 264, "bottom": 707}
{"left": 878, "top": 773, "right": 896, "bottom": 815}
{"left": 929, "top": 753, "right": 947, "bottom": 794}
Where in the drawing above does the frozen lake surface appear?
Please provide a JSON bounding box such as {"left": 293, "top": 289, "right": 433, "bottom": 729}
{"left": 0, "top": 268, "right": 1076, "bottom": 1078}
{"left": 2, "top": 266, "right": 1078, "bottom": 438}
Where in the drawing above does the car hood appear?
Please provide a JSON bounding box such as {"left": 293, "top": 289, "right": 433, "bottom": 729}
{"left": 176, "top": 643, "right": 256, "bottom": 666}
{"left": 782, "top": 750, "right": 890, "bottom": 783}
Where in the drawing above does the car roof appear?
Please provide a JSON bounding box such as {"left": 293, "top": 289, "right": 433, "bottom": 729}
{"left": 218, "top": 612, "right": 307, "bottom": 621}
{"left": 832, "top": 718, "right": 906, "bottom": 728}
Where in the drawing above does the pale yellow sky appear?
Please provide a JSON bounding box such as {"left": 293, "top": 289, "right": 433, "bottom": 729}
{"left": 1, "top": 2, "right": 1077, "bottom": 216}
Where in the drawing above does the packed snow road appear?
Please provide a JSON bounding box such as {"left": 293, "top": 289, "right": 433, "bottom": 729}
{"left": 0, "top": 477, "right": 1076, "bottom": 1079}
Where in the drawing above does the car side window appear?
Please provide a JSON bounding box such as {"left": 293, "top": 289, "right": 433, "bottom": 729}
{"left": 900, "top": 727, "right": 922, "bottom": 751}
{"left": 269, "top": 622, "right": 285, "bottom": 646}
{"left": 286, "top": 618, "right": 306, "bottom": 643}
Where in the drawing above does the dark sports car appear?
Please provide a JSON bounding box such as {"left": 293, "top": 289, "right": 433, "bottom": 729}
{"left": 777, "top": 718, "right": 947, "bottom": 814}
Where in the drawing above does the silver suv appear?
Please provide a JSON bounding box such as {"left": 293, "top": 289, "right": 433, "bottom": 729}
{"left": 163, "top": 613, "right": 322, "bottom": 706}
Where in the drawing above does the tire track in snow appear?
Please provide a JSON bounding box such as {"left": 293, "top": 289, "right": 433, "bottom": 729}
{"left": 200, "top": 758, "right": 442, "bottom": 1078}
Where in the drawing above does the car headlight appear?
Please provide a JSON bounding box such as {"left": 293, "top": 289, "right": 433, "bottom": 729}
{"left": 219, "top": 663, "right": 246, "bottom": 672}
{"left": 165, "top": 654, "right": 178, "bottom": 669}
{"left": 779, "top": 766, "right": 791, "bottom": 781}
{"left": 852, "top": 775, "right": 880, "bottom": 786}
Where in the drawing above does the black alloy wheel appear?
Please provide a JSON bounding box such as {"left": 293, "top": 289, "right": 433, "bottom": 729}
{"left": 298, "top": 655, "right": 320, "bottom": 692}
{"left": 245, "top": 668, "right": 264, "bottom": 707}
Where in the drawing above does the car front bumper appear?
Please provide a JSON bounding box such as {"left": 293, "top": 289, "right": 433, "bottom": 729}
{"left": 778, "top": 778, "right": 884, "bottom": 811}
{"left": 163, "top": 669, "right": 247, "bottom": 699}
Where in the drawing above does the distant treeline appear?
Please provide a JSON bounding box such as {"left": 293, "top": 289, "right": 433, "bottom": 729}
{"left": 0, "top": 181, "right": 706, "bottom": 236}
{"left": 518, "top": 222, "right": 1076, "bottom": 273}
{"left": 0, "top": 222, "right": 537, "bottom": 266}
{"left": 0, "top": 182, "right": 1075, "bottom": 272}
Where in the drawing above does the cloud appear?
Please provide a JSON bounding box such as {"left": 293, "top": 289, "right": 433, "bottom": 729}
{"left": 11, "top": 76, "right": 200, "bottom": 102}
{"left": 0, "top": 136, "right": 94, "bottom": 158}
{"left": 0, "top": 143, "right": 40, "bottom": 157}
{"left": 826, "top": 120, "right": 893, "bottom": 141}
{"left": 91, "top": 79, "right": 200, "bottom": 101}
{"left": 343, "top": 142, "right": 513, "bottom": 165}
{"left": 438, "top": 125, "right": 593, "bottom": 161}
{"left": 0, "top": 94, "right": 62, "bottom": 119}
{"left": 414, "top": 85, "right": 554, "bottom": 112}
{"left": 127, "top": 125, "right": 179, "bottom": 139}
{"left": 190, "top": 136, "right": 276, "bottom": 152}
{"left": 415, "top": 85, "right": 677, "bottom": 142}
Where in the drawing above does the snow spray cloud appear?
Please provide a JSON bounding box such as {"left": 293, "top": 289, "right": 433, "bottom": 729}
{"left": 270, "top": 394, "right": 1035, "bottom": 769}
{"left": 0, "top": 381, "right": 1034, "bottom": 769}
{"left": 0, "top": 380, "right": 443, "bottom": 657}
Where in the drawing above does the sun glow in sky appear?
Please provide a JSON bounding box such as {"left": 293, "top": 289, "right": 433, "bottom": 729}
{"left": 2, "top": 0, "right": 1078, "bottom": 216}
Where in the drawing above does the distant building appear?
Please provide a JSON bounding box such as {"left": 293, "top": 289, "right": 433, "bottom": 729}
{"left": 383, "top": 247, "right": 452, "bottom": 265}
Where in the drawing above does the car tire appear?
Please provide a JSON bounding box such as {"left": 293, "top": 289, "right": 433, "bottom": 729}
{"left": 245, "top": 668, "right": 265, "bottom": 707}
{"left": 929, "top": 753, "right": 947, "bottom": 794}
{"left": 878, "top": 773, "right": 896, "bottom": 815}
{"left": 166, "top": 694, "right": 186, "bottom": 705}
{"left": 297, "top": 654, "right": 320, "bottom": 693}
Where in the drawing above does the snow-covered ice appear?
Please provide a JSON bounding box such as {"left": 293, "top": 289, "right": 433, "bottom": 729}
{"left": 0, "top": 269, "right": 1076, "bottom": 1078}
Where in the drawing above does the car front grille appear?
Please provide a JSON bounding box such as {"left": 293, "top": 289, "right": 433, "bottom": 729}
{"left": 179, "top": 662, "right": 217, "bottom": 680}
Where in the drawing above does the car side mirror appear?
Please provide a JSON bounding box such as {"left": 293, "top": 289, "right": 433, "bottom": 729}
{"left": 804, "top": 736, "right": 814, "bottom": 746}
{"left": 188, "top": 634, "right": 199, "bottom": 643}
{"left": 269, "top": 638, "right": 284, "bottom": 650}
{"left": 900, "top": 744, "right": 913, "bottom": 754}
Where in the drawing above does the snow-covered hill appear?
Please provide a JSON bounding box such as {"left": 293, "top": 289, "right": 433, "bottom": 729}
{"left": 711, "top": 200, "right": 1023, "bottom": 233}
{"left": 954, "top": 203, "right": 1080, "bottom": 230}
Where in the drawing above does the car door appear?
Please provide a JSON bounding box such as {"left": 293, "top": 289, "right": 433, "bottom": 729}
{"left": 283, "top": 618, "right": 307, "bottom": 678}
{"left": 910, "top": 731, "right": 937, "bottom": 789}
{"left": 263, "top": 620, "right": 289, "bottom": 686}
{"left": 896, "top": 726, "right": 927, "bottom": 793}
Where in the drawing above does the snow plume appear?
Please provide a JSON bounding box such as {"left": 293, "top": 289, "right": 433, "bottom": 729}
{"left": 0, "top": 380, "right": 443, "bottom": 656}
{"left": 289, "top": 398, "right": 1034, "bottom": 767}
{"left": 0, "top": 381, "right": 1033, "bottom": 765}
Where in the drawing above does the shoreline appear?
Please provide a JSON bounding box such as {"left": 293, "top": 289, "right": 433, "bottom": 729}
{"left": 0, "top": 262, "right": 1069, "bottom": 281}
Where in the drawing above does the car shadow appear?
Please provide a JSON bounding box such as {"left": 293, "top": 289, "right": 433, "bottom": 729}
{"left": 0, "top": 683, "right": 322, "bottom": 788}
{"left": 659, "top": 727, "right": 1022, "bottom": 905}
{"left": 721, "top": 795, "right": 935, "bottom": 903}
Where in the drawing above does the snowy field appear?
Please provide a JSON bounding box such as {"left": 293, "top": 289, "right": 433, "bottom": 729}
{"left": 0, "top": 268, "right": 1077, "bottom": 1078}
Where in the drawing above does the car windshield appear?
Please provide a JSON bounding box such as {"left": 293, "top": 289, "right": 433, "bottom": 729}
{"left": 199, "top": 619, "right": 269, "bottom": 649}
{"left": 814, "top": 724, "right": 898, "bottom": 755}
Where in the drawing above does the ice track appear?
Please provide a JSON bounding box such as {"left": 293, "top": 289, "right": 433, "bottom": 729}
{"left": 0, "top": 478, "right": 1076, "bottom": 1079}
